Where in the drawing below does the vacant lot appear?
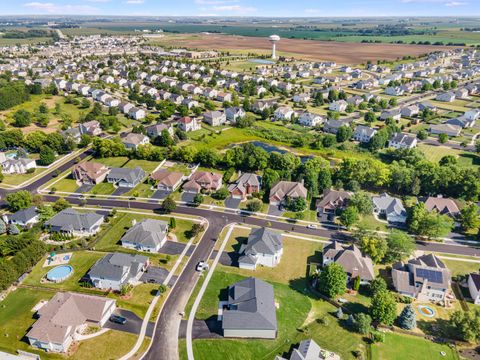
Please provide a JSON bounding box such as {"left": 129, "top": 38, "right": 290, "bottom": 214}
{"left": 156, "top": 34, "right": 450, "bottom": 64}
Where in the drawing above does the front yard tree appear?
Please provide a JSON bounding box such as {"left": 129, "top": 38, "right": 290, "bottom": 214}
{"left": 438, "top": 133, "right": 448, "bottom": 144}
{"left": 193, "top": 193, "right": 204, "bottom": 206}
{"left": 53, "top": 198, "right": 71, "bottom": 213}
{"left": 384, "top": 230, "right": 415, "bottom": 263}
{"left": 162, "top": 196, "right": 177, "bottom": 213}
{"left": 459, "top": 203, "right": 480, "bottom": 233}
{"left": 318, "top": 263, "right": 347, "bottom": 298}
{"left": 339, "top": 206, "right": 359, "bottom": 230}
{"left": 371, "top": 289, "right": 397, "bottom": 326}
{"left": 408, "top": 202, "right": 454, "bottom": 239}
{"left": 398, "top": 304, "right": 416, "bottom": 330}
{"left": 369, "top": 277, "right": 387, "bottom": 296}
{"left": 449, "top": 309, "right": 480, "bottom": 343}
{"left": 212, "top": 187, "right": 230, "bottom": 201}
{"left": 364, "top": 111, "right": 376, "bottom": 123}
{"left": 246, "top": 198, "right": 263, "bottom": 213}
{"left": 350, "top": 191, "right": 373, "bottom": 215}
{"left": 6, "top": 190, "right": 33, "bottom": 211}
{"left": 169, "top": 217, "right": 176, "bottom": 230}
{"left": 359, "top": 233, "right": 387, "bottom": 264}
{"left": 336, "top": 125, "right": 353, "bottom": 143}
{"left": 38, "top": 145, "right": 56, "bottom": 166}
{"left": 284, "top": 196, "right": 307, "bottom": 212}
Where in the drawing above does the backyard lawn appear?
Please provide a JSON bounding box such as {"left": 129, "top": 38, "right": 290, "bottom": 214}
{"left": 371, "top": 332, "right": 459, "bottom": 360}
{"left": 22, "top": 251, "right": 104, "bottom": 292}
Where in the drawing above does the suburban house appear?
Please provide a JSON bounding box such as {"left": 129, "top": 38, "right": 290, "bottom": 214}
{"left": 221, "top": 277, "right": 277, "bottom": 339}
{"left": 274, "top": 107, "right": 295, "bottom": 121}
{"left": 151, "top": 169, "right": 185, "bottom": 192}
{"left": 26, "top": 292, "right": 116, "bottom": 353}
{"left": 401, "top": 105, "right": 420, "bottom": 118}
{"left": 424, "top": 196, "right": 460, "bottom": 218}
{"left": 203, "top": 110, "right": 227, "bottom": 126}
{"left": 353, "top": 125, "right": 377, "bottom": 143}
{"left": 79, "top": 120, "right": 102, "bottom": 136}
{"left": 3, "top": 206, "right": 39, "bottom": 228}
{"left": 467, "top": 273, "right": 480, "bottom": 304}
{"left": 322, "top": 241, "right": 375, "bottom": 284}
{"left": 145, "top": 123, "right": 175, "bottom": 138}
{"left": 274, "top": 339, "right": 340, "bottom": 360}
{"left": 429, "top": 123, "right": 462, "bottom": 137}
{"left": 228, "top": 172, "right": 261, "bottom": 200}
{"left": 436, "top": 92, "right": 456, "bottom": 102}
{"left": 316, "top": 189, "right": 352, "bottom": 217}
{"left": 380, "top": 109, "right": 401, "bottom": 121}
{"left": 388, "top": 133, "right": 418, "bottom": 149}
{"left": 446, "top": 116, "right": 476, "bottom": 128}
{"left": 225, "top": 107, "right": 246, "bottom": 123}
{"left": 182, "top": 171, "right": 222, "bottom": 193}
{"left": 73, "top": 161, "right": 110, "bottom": 185}
{"left": 122, "top": 133, "right": 150, "bottom": 150}
{"left": 298, "top": 112, "right": 324, "bottom": 127}
{"left": 372, "top": 193, "right": 407, "bottom": 224}
{"left": 238, "top": 228, "right": 283, "bottom": 270}
{"left": 121, "top": 219, "right": 168, "bottom": 252}
{"left": 45, "top": 208, "right": 104, "bottom": 236}
{"left": 2, "top": 157, "right": 36, "bottom": 174}
{"left": 87, "top": 252, "right": 149, "bottom": 291}
{"left": 128, "top": 107, "right": 146, "bottom": 120}
{"left": 323, "top": 119, "right": 352, "bottom": 134}
{"left": 269, "top": 181, "right": 308, "bottom": 206}
{"left": 178, "top": 116, "right": 201, "bottom": 132}
{"left": 329, "top": 100, "right": 347, "bottom": 112}
{"left": 392, "top": 254, "right": 451, "bottom": 301}
{"left": 107, "top": 166, "right": 145, "bottom": 188}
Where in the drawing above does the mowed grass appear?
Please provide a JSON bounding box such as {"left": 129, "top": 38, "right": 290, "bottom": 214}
{"left": 108, "top": 283, "right": 159, "bottom": 318}
{"left": 91, "top": 182, "right": 115, "bottom": 195}
{"left": 22, "top": 251, "right": 104, "bottom": 292}
{"left": 1, "top": 168, "right": 47, "bottom": 186}
{"left": 218, "top": 227, "right": 324, "bottom": 284}
{"left": 371, "top": 332, "right": 459, "bottom": 360}
{"left": 440, "top": 258, "right": 480, "bottom": 277}
{"left": 71, "top": 330, "right": 140, "bottom": 360}
{"left": 417, "top": 143, "right": 479, "bottom": 168}
{"left": 52, "top": 176, "right": 79, "bottom": 192}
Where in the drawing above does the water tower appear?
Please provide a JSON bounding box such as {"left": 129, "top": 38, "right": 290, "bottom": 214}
{"left": 269, "top": 34, "right": 280, "bottom": 60}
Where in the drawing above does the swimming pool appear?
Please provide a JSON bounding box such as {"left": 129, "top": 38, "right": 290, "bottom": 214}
{"left": 249, "top": 59, "right": 275, "bottom": 65}
{"left": 46, "top": 265, "right": 73, "bottom": 283}
{"left": 418, "top": 305, "right": 436, "bottom": 318}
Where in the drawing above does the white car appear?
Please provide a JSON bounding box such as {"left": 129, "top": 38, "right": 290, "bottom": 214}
{"left": 196, "top": 261, "right": 209, "bottom": 272}
{"left": 307, "top": 224, "right": 318, "bottom": 229}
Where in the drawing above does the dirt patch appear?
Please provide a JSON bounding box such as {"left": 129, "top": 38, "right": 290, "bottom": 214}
{"left": 158, "top": 34, "right": 453, "bottom": 64}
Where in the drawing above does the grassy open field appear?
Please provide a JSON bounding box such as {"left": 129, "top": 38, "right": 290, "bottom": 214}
{"left": 0, "top": 37, "right": 52, "bottom": 46}
{"left": 152, "top": 33, "right": 452, "bottom": 64}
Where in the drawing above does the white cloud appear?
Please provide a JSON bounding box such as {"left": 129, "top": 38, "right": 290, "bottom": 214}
{"left": 212, "top": 4, "right": 256, "bottom": 13}
{"left": 125, "top": 0, "right": 144, "bottom": 3}
{"left": 195, "top": 0, "right": 238, "bottom": 4}
{"left": 444, "top": 1, "right": 467, "bottom": 6}
{"left": 23, "top": 2, "right": 98, "bottom": 13}
{"left": 304, "top": 8, "right": 320, "bottom": 14}
{"left": 86, "top": 0, "right": 110, "bottom": 3}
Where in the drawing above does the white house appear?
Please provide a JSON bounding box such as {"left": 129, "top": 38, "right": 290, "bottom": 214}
{"left": 329, "top": 100, "right": 347, "bottom": 112}
{"left": 298, "top": 112, "right": 324, "bottom": 127}
{"left": 178, "top": 116, "right": 201, "bottom": 132}
{"left": 468, "top": 273, "right": 480, "bottom": 304}
{"left": 238, "top": 228, "right": 283, "bottom": 270}
{"left": 121, "top": 219, "right": 168, "bottom": 252}
{"left": 2, "top": 158, "right": 36, "bottom": 174}
{"left": 372, "top": 193, "right": 407, "bottom": 223}
{"left": 274, "top": 107, "right": 295, "bottom": 121}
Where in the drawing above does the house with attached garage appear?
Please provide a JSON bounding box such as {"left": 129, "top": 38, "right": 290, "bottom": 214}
{"left": 323, "top": 119, "right": 352, "bottom": 135}
{"left": 3, "top": 206, "right": 39, "bottom": 228}
{"left": 388, "top": 133, "right": 417, "bottom": 149}
{"left": 424, "top": 196, "right": 460, "bottom": 218}
{"left": 225, "top": 107, "right": 246, "bottom": 123}
{"left": 316, "top": 189, "right": 352, "bottom": 217}
{"left": 322, "top": 241, "right": 375, "bottom": 284}
{"left": 128, "top": 107, "right": 146, "bottom": 120}
{"left": 79, "top": 120, "right": 102, "bottom": 136}
{"left": 182, "top": 171, "right": 222, "bottom": 193}
{"left": 150, "top": 169, "right": 185, "bottom": 192}
{"left": 372, "top": 193, "right": 407, "bottom": 224}
{"left": 446, "top": 116, "right": 476, "bottom": 128}
{"left": 228, "top": 172, "right": 261, "bottom": 200}
{"left": 274, "top": 106, "right": 295, "bottom": 121}
{"left": 353, "top": 125, "right": 377, "bottom": 143}
{"left": 121, "top": 218, "right": 168, "bottom": 252}
{"left": 26, "top": 292, "right": 116, "bottom": 353}
{"left": 274, "top": 339, "right": 340, "bottom": 360}
{"left": 145, "top": 123, "right": 175, "bottom": 138}
{"left": 328, "top": 100, "right": 348, "bottom": 112}
{"left": 467, "top": 272, "right": 480, "bottom": 304}
{"left": 436, "top": 91, "right": 456, "bottom": 102}
{"left": 73, "top": 161, "right": 110, "bottom": 185}
{"left": 203, "top": 110, "right": 227, "bottom": 126}
{"left": 87, "top": 252, "right": 149, "bottom": 291}
{"left": 464, "top": 109, "right": 480, "bottom": 121}
{"left": 1, "top": 157, "right": 36, "bottom": 174}
{"left": 429, "top": 123, "right": 462, "bottom": 137}
{"left": 45, "top": 208, "right": 104, "bottom": 236}
{"left": 122, "top": 133, "right": 150, "bottom": 150}
{"left": 298, "top": 112, "right": 324, "bottom": 127}
{"left": 380, "top": 109, "right": 401, "bottom": 121}
{"left": 107, "top": 166, "right": 145, "bottom": 188}
{"left": 178, "top": 116, "right": 201, "bottom": 132}
{"left": 269, "top": 181, "right": 308, "bottom": 206}
{"left": 238, "top": 227, "right": 283, "bottom": 270}
{"left": 401, "top": 104, "right": 420, "bottom": 118}
{"left": 392, "top": 254, "right": 451, "bottom": 302}
{"left": 221, "top": 277, "right": 277, "bottom": 339}
{"left": 118, "top": 102, "right": 135, "bottom": 115}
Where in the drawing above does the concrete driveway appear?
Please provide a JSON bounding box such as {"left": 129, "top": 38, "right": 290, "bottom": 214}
{"left": 151, "top": 190, "right": 171, "bottom": 200}
{"left": 159, "top": 241, "right": 188, "bottom": 256}
{"left": 268, "top": 205, "right": 284, "bottom": 217}
{"left": 179, "top": 318, "right": 222, "bottom": 339}
{"left": 141, "top": 266, "right": 177, "bottom": 286}
{"left": 104, "top": 309, "right": 155, "bottom": 337}
{"left": 75, "top": 184, "right": 94, "bottom": 193}
{"left": 181, "top": 192, "right": 196, "bottom": 203}
{"left": 224, "top": 197, "right": 241, "bottom": 209}
{"left": 112, "top": 187, "right": 131, "bottom": 196}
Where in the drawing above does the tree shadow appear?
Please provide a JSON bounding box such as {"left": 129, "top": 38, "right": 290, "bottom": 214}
{"left": 416, "top": 318, "right": 453, "bottom": 339}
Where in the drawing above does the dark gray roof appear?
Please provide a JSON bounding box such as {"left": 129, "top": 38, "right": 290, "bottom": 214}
{"left": 45, "top": 208, "right": 104, "bottom": 232}
{"left": 88, "top": 252, "right": 148, "bottom": 282}
{"left": 222, "top": 277, "right": 277, "bottom": 331}
{"left": 9, "top": 206, "right": 38, "bottom": 223}
{"left": 121, "top": 219, "right": 168, "bottom": 248}
{"left": 107, "top": 166, "right": 145, "bottom": 185}
{"left": 239, "top": 227, "right": 282, "bottom": 258}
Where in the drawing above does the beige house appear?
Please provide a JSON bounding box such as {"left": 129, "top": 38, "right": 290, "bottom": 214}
{"left": 269, "top": 181, "right": 308, "bottom": 206}
{"left": 72, "top": 161, "right": 110, "bottom": 185}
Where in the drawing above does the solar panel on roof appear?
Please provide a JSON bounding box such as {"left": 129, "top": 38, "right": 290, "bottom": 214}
{"left": 416, "top": 268, "right": 443, "bottom": 284}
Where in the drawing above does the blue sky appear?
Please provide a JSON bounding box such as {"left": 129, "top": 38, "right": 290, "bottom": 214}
{"left": 2, "top": 0, "right": 479, "bottom": 16}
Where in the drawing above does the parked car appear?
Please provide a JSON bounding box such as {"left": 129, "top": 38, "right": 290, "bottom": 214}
{"left": 196, "top": 261, "right": 209, "bottom": 272}
{"left": 110, "top": 315, "right": 127, "bottom": 325}
{"left": 307, "top": 224, "right": 318, "bottom": 229}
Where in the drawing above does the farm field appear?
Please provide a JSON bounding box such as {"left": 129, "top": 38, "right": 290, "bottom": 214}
{"left": 150, "top": 34, "right": 451, "bottom": 64}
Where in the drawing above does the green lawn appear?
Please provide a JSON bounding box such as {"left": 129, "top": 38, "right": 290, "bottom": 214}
{"left": 123, "top": 159, "right": 161, "bottom": 173}
{"left": 371, "top": 332, "right": 459, "bottom": 360}
{"left": 52, "top": 177, "right": 79, "bottom": 192}
{"left": 126, "top": 181, "right": 155, "bottom": 198}
{"left": 441, "top": 258, "right": 480, "bottom": 277}
{"left": 95, "top": 157, "right": 130, "bottom": 168}
{"left": 91, "top": 182, "right": 115, "bottom": 195}
{"left": 108, "top": 283, "right": 159, "bottom": 318}
{"left": 22, "top": 251, "right": 104, "bottom": 292}
{"left": 417, "top": 143, "right": 479, "bottom": 167}
{"left": 1, "top": 168, "right": 47, "bottom": 186}
{"left": 71, "top": 330, "right": 141, "bottom": 360}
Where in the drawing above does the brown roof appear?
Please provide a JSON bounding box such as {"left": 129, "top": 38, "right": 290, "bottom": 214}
{"left": 74, "top": 161, "right": 109, "bottom": 181}
{"left": 323, "top": 241, "right": 375, "bottom": 281}
{"left": 122, "top": 132, "right": 148, "bottom": 145}
{"left": 424, "top": 196, "right": 460, "bottom": 216}
{"left": 269, "top": 181, "right": 307, "bottom": 202}
{"left": 27, "top": 292, "right": 115, "bottom": 345}
{"left": 151, "top": 169, "right": 184, "bottom": 186}
{"left": 178, "top": 116, "right": 193, "bottom": 124}
{"left": 316, "top": 189, "right": 352, "bottom": 210}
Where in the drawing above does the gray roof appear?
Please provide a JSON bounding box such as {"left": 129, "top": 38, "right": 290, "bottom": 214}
{"left": 222, "top": 277, "right": 277, "bottom": 332}
{"left": 88, "top": 252, "right": 148, "bottom": 282}
{"left": 372, "top": 193, "right": 406, "bottom": 217}
{"left": 239, "top": 227, "right": 282, "bottom": 261}
{"left": 107, "top": 166, "right": 145, "bottom": 185}
{"left": 121, "top": 219, "right": 168, "bottom": 248}
{"left": 9, "top": 206, "right": 38, "bottom": 223}
{"left": 45, "top": 208, "right": 104, "bottom": 232}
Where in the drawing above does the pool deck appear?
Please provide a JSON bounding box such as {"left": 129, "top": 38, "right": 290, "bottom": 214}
{"left": 42, "top": 252, "right": 73, "bottom": 267}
